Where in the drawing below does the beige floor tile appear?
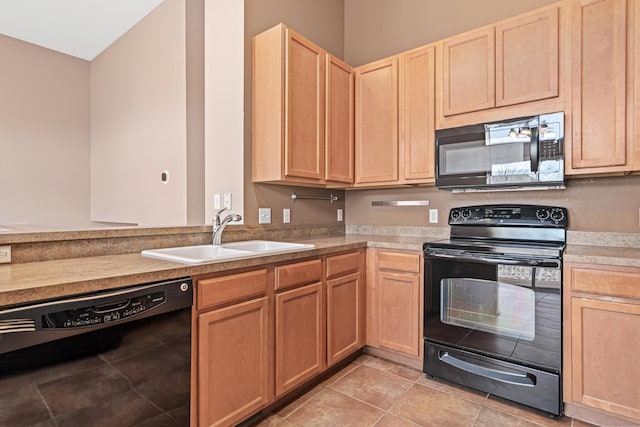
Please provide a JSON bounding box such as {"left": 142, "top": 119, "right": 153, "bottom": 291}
{"left": 473, "top": 407, "right": 546, "bottom": 427}
{"left": 257, "top": 415, "right": 293, "bottom": 426}
{"left": 276, "top": 384, "right": 325, "bottom": 419}
{"left": 482, "top": 395, "right": 571, "bottom": 427}
{"left": 374, "top": 414, "right": 421, "bottom": 427}
{"left": 359, "top": 354, "right": 423, "bottom": 381}
{"left": 330, "top": 365, "right": 414, "bottom": 410}
{"left": 571, "top": 421, "right": 601, "bottom": 427}
{"left": 417, "top": 374, "right": 489, "bottom": 404}
{"left": 285, "top": 388, "right": 385, "bottom": 427}
{"left": 320, "top": 362, "right": 360, "bottom": 387}
{"left": 391, "top": 383, "right": 482, "bottom": 427}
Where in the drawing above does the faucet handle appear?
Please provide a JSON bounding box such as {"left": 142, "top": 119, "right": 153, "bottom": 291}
{"left": 213, "top": 207, "right": 228, "bottom": 226}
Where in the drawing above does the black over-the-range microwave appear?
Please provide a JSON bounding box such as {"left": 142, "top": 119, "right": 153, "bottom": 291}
{"left": 435, "top": 112, "right": 564, "bottom": 192}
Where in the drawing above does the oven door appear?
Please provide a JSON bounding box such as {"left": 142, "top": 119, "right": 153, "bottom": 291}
{"left": 423, "top": 249, "right": 563, "bottom": 415}
{"left": 424, "top": 250, "right": 562, "bottom": 371}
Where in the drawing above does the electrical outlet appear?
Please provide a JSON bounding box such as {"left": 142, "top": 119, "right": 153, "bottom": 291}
{"left": 259, "top": 208, "right": 271, "bottom": 224}
{"left": 429, "top": 209, "right": 438, "bottom": 224}
{"left": 337, "top": 208, "right": 343, "bottom": 222}
{"left": 283, "top": 208, "right": 291, "bottom": 224}
{"left": 0, "top": 245, "right": 11, "bottom": 264}
{"left": 224, "top": 193, "right": 232, "bottom": 209}
{"left": 213, "top": 194, "right": 221, "bottom": 209}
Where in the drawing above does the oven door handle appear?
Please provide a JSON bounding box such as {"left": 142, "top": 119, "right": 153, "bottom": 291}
{"left": 439, "top": 352, "right": 536, "bottom": 387}
{"left": 426, "top": 252, "right": 560, "bottom": 268}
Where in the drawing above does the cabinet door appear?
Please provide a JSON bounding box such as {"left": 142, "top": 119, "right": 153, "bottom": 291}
{"left": 442, "top": 27, "right": 495, "bottom": 116}
{"left": 275, "top": 282, "right": 324, "bottom": 397}
{"left": 376, "top": 271, "right": 420, "bottom": 357}
{"left": 496, "top": 6, "right": 559, "bottom": 106}
{"left": 326, "top": 54, "right": 354, "bottom": 184}
{"left": 400, "top": 45, "right": 435, "bottom": 182}
{"left": 286, "top": 29, "right": 325, "bottom": 180}
{"left": 327, "top": 272, "right": 364, "bottom": 366}
{"left": 198, "top": 298, "right": 270, "bottom": 427}
{"left": 570, "top": 297, "right": 640, "bottom": 420}
{"left": 355, "top": 57, "right": 399, "bottom": 184}
{"left": 570, "top": 0, "right": 630, "bottom": 172}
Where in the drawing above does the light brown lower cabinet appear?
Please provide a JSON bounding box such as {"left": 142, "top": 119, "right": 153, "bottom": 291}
{"left": 367, "top": 249, "right": 423, "bottom": 365}
{"left": 194, "top": 250, "right": 365, "bottom": 426}
{"left": 275, "top": 282, "right": 324, "bottom": 397}
{"left": 195, "top": 269, "right": 271, "bottom": 427}
{"left": 564, "top": 262, "right": 640, "bottom": 423}
{"left": 326, "top": 250, "right": 366, "bottom": 366}
{"left": 198, "top": 297, "right": 270, "bottom": 427}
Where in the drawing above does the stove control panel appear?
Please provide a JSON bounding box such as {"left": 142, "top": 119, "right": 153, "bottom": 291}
{"left": 449, "top": 205, "right": 567, "bottom": 227}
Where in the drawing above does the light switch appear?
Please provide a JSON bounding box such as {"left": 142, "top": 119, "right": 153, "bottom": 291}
{"left": 283, "top": 208, "right": 291, "bottom": 224}
{"left": 337, "top": 209, "right": 343, "bottom": 222}
{"left": 224, "top": 193, "right": 232, "bottom": 209}
{"left": 213, "top": 194, "right": 221, "bottom": 209}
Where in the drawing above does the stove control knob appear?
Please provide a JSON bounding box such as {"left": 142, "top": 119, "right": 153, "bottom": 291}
{"left": 461, "top": 209, "right": 472, "bottom": 219}
{"left": 536, "top": 209, "right": 549, "bottom": 220}
{"left": 551, "top": 209, "right": 565, "bottom": 222}
{"left": 450, "top": 210, "right": 461, "bottom": 220}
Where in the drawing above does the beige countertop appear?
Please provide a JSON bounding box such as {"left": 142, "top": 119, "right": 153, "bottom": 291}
{"left": 3, "top": 228, "right": 640, "bottom": 308}
{"left": 0, "top": 235, "right": 432, "bottom": 308}
{"left": 564, "top": 244, "right": 640, "bottom": 268}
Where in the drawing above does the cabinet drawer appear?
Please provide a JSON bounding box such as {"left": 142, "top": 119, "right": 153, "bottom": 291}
{"left": 326, "top": 251, "right": 361, "bottom": 279}
{"left": 275, "top": 259, "right": 322, "bottom": 291}
{"left": 198, "top": 269, "right": 268, "bottom": 311}
{"left": 377, "top": 251, "right": 421, "bottom": 274}
{"left": 569, "top": 264, "right": 640, "bottom": 300}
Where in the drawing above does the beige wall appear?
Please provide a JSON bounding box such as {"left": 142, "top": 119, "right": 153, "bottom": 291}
{"left": 205, "top": 0, "right": 245, "bottom": 224}
{"left": 344, "top": 0, "right": 558, "bottom": 66}
{"left": 0, "top": 35, "right": 90, "bottom": 226}
{"left": 346, "top": 176, "right": 640, "bottom": 232}
{"left": 342, "top": 0, "right": 640, "bottom": 233}
{"left": 90, "top": 0, "right": 188, "bottom": 226}
{"left": 243, "top": 0, "right": 347, "bottom": 227}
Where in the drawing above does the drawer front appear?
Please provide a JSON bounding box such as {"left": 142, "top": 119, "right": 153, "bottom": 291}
{"left": 569, "top": 264, "right": 640, "bottom": 300}
{"left": 198, "top": 269, "right": 268, "bottom": 311}
{"left": 377, "top": 250, "right": 421, "bottom": 274}
{"left": 275, "top": 259, "right": 322, "bottom": 291}
{"left": 326, "top": 251, "right": 361, "bottom": 279}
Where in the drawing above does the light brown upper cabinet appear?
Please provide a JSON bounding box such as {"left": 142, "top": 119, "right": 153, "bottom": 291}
{"left": 400, "top": 45, "right": 436, "bottom": 183}
{"left": 437, "top": 3, "right": 565, "bottom": 129}
{"left": 441, "top": 27, "right": 496, "bottom": 117}
{"left": 355, "top": 46, "right": 436, "bottom": 186}
{"left": 252, "top": 24, "right": 354, "bottom": 187}
{"left": 326, "top": 55, "right": 355, "bottom": 184}
{"left": 567, "top": 0, "right": 638, "bottom": 174}
{"left": 354, "top": 57, "right": 400, "bottom": 185}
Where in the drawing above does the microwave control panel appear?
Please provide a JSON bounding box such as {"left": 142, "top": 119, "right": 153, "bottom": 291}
{"left": 539, "top": 139, "right": 562, "bottom": 160}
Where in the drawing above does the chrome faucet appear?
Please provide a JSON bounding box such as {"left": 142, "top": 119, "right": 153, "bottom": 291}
{"left": 212, "top": 207, "right": 242, "bottom": 245}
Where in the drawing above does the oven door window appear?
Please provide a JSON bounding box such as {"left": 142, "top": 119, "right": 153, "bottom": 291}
{"left": 439, "top": 265, "right": 560, "bottom": 342}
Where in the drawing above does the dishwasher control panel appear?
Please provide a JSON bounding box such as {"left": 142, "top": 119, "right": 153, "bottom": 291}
{"left": 43, "top": 291, "right": 166, "bottom": 329}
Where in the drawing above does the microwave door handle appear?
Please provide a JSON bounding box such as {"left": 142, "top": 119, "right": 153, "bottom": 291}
{"left": 530, "top": 126, "right": 540, "bottom": 172}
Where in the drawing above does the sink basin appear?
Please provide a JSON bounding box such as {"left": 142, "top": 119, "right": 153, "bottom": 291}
{"left": 141, "top": 240, "right": 315, "bottom": 264}
{"left": 222, "top": 240, "right": 314, "bottom": 253}
{"left": 141, "top": 245, "right": 254, "bottom": 264}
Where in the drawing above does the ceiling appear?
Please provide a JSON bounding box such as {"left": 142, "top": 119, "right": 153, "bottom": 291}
{"left": 0, "top": 0, "right": 165, "bottom": 61}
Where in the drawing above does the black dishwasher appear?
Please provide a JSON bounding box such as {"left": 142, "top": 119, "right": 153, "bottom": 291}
{"left": 0, "top": 278, "right": 193, "bottom": 427}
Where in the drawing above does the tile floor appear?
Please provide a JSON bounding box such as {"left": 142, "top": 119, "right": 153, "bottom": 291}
{"left": 258, "top": 354, "right": 597, "bottom": 427}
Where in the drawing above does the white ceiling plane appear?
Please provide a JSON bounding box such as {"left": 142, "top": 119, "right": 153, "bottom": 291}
{"left": 0, "top": 0, "right": 165, "bottom": 60}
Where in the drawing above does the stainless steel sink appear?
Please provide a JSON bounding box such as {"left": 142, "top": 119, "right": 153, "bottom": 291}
{"left": 141, "top": 240, "right": 314, "bottom": 264}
